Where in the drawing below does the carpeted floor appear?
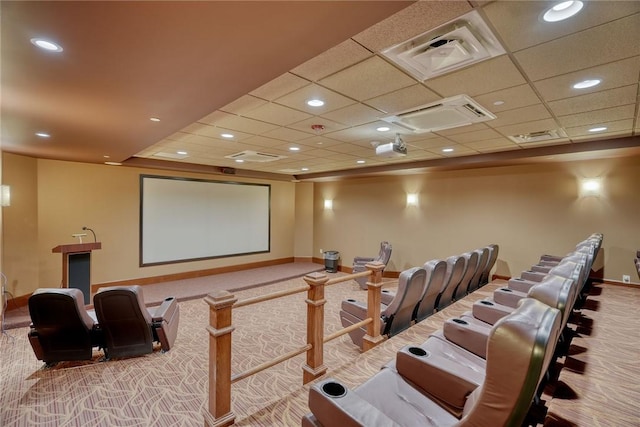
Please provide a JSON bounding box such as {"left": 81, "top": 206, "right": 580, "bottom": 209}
{"left": 1, "top": 265, "right": 638, "bottom": 426}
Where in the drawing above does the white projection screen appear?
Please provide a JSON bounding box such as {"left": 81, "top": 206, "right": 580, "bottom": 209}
{"left": 140, "top": 175, "right": 270, "bottom": 266}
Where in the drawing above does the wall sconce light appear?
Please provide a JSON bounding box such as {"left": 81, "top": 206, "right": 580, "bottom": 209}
{"left": 406, "top": 193, "right": 419, "bottom": 207}
{"left": 324, "top": 199, "right": 333, "bottom": 210}
{"left": 0, "top": 185, "right": 10, "bottom": 207}
{"left": 580, "top": 178, "right": 602, "bottom": 197}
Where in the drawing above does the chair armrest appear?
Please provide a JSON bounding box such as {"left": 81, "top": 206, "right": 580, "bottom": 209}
{"left": 520, "top": 270, "right": 545, "bottom": 282}
{"left": 151, "top": 297, "right": 178, "bottom": 323}
{"left": 150, "top": 297, "right": 180, "bottom": 351}
{"left": 472, "top": 299, "right": 513, "bottom": 325}
{"left": 531, "top": 264, "right": 552, "bottom": 274}
{"left": 442, "top": 318, "right": 489, "bottom": 359}
{"left": 492, "top": 287, "right": 526, "bottom": 308}
{"left": 28, "top": 329, "right": 45, "bottom": 361}
{"left": 507, "top": 277, "right": 537, "bottom": 293}
{"left": 353, "top": 256, "right": 375, "bottom": 264}
{"left": 341, "top": 299, "right": 367, "bottom": 319}
{"left": 540, "top": 254, "right": 563, "bottom": 263}
{"left": 307, "top": 379, "right": 397, "bottom": 427}
{"left": 380, "top": 289, "right": 395, "bottom": 306}
{"left": 395, "top": 344, "right": 482, "bottom": 411}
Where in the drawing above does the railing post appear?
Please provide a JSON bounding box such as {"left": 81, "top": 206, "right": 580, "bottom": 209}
{"left": 203, "top": 290, "right": 237, "bottom": 427}
{"left": 302, "top": 272, "right": 329, "bottom": 384}
{"left": 362, "top": 261, "right": 386, "bottom": 351}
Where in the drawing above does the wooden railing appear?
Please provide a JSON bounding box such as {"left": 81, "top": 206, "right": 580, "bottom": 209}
{"left": 202, "top": 262, "right": 386, "bottom": 427}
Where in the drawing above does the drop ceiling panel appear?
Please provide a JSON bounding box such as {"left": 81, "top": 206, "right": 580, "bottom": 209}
{"left": 249, "top": 72, "right": 310, "bottom": 101}
{"left": 319, "top": 56, "right": 416, "bottom": 101}
{"left": 262, "top": 126, "right": 314, "bottom": 142}
{"left": 407, "top": 137, "right": 456, "bottom": 150}
{"left": 364, "top": 84, "right": 440, "bottom": 115}
{"left": 547, "top": 85, "right": 637, "bottom": 117}
{"left": 424, "top": 55, "right": 526, "bottom": 97}
{"left": 291, "top": 39, "right": 373, "bottom": 82}
{"left": 483, "top": 1, "right": 640, "bottom": 52}
{"left": 514, "top": 14, "right": 640, "bottom": 81}
{"left": 286, "top": 117, "right": 348, "bottom": 135}
{"left": 220, "top": 95, "right": 268, "bottom": 115}
{"left": 447, "top": 128, "right": 504, "bottom": 144}
{"left": 557, "top": 105, "right": 636, "bottom": 128}
{"left": 474, "top": 84, "right": 543, "bottom": 113}
{"left": 565, "top": 119, "right": 635, "bottom": 138}
{"left": 199, "top": 112, "right": 280, "bottom": 134}
{"left": 241, "top": 103, "right": 312, "bottom": 126}
{"left": 462, "top": 138, "right": 520, "bottom": 151}
{"left": 533, "top": 56, "right": 640, "bottom": 102}
{"left": 320, "top": 103, "right": 384, "bottom": 127}
{"left": 275, "top": 84, "right": 356, "bottom": 114}
{"left": 487, "top": 104, "right": 552, "bottom": 128}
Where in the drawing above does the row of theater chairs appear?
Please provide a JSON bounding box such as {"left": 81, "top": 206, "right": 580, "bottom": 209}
{"left": 27, "top": 285, "right": 179, "bottom": 366}
{"left": 635, "top": 250, "right": 640, "bottom": 279}
{"left": 303, "top": 234, "right": 601, "bottom": 426}
{"left": 340, "top": 244, "right": 499, "bottom": 349}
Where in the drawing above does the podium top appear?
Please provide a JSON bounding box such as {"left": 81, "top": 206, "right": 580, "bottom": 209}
{"left": 52, "top": 242, "right": 102, "bottom": 254}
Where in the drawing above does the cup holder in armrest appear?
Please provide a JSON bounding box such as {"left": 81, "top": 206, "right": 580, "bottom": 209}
{"left": 500, "top": 288, "right": 513, "bottom": 292}
{"left": 347, "top": 299, "right": 356, "bottom": 302}
{"left": 513, "top": 278, "right": 524, "bottom": 281}
{"left": 407, "top": 346, "right": 428, "bottom": 357}
{"left": 322, "top": 381, "right": 347, "bottom": 398}
{"left": 479, "top": 300, "right": 494, "bottom": 306}
{"left": 451, "top": 318, "right": 468, "bottom": 325}
{"left": 382, "top": 290, "right": 391, "bottom": 293}
{"left": 165, "top": 297, "right": 175, "bottom": 302}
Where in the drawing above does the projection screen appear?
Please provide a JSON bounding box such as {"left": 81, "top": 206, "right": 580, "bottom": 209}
{"left": 140, "top": 175, "right": 270, "bottom": 266}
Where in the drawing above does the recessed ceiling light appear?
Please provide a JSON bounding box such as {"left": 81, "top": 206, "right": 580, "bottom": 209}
{"left": 493, "top": 100, "right": 505, "bottom": 106}
{"left": 30, "top": 38, "right": 63, "bottom": 52}
{"left": 376, "top": 126, "right": 391, "bottom": 132}
{"left": 307, "top": 99, "right": 324, "bottom": 107}
{"left": 301, "top": 167, "right": 309, "bottom": 171}
{"left": 103, "top": 155, "right": 110, "bottom": 159}
{"left": 104, "top": 161, "right": 122, "bottom": 166}
{"left": 356, "top": 160, "right": 366, "bottom": 164}
{"left": 221, "top": 133, "right": 234, "bottom": 139}
{"left": 572, "top": 79, "right": 601, "bottom": 89}
{"left": 543, "top": 1, "right": 584, "bottom": 22}
{"left": 588, "top": 126, "right": 607, "bottom": 132}
{"left": 442, "top": 148, "right": 454, "bottom": 153}
{"left": 176, "top": 151, "right": 188, "bottom": 155}
{"left": 289, "top": 147, "right": 300, "bottom": 151}
{"left": 150, "top": 117, "right": 161, "bottom": 122}
{"left": 35, "top": 132, "right": 50, "bottom": 138}
{"left": 235, "top": 159, "right": 244, "bottom": 163}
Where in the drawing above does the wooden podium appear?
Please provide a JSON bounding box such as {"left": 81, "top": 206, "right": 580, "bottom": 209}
{"left": 52, "top": 242, "right": 102, "bottom": 305}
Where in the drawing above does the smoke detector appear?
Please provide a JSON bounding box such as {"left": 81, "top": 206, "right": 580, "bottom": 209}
{"left": 382, "top": 10, "right": 505, "bottom": 81}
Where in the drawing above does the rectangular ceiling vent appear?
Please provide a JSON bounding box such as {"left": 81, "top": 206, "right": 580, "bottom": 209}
{"left": 225, "top": 150, "right": 286, "bottom": 162}
{"left": 382, "top": 94, "right": 496, "bottom": 133}
{"left": 382, "top": 10, "right": 506, "bottom": 81}
{"left": 152, "top": 151, "right": 189, "bottom": 160}
{"left": 508, "top": 129, "right": 568, "bottom": 144}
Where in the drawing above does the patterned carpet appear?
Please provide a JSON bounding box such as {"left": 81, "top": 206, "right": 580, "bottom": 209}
{"left": 1, "top": 273, "right": 637, "bottom": 426}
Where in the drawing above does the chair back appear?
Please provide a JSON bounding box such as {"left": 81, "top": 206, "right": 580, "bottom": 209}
{"left": 94, "top": 285, "right": 154, "bottom": 358}
{"left": 479, "top": 244, "right": 499, "bottom": 286}
{"left": 468, "top": 248, "right": 489, "bottom": 293}
{"left": 437, "top": 255, "right": 468, "bottom": 310}
{"left": 28, "top": 288, "right": 96, "bottom": 363}
{"left": 455, "top": 251, "right": 480, "bottom": 300}
{"left": 415, "top": 260, "right": 448, "bottom": 322}
{"left": 383, "top": 267, "right": 426, "bottom": 336}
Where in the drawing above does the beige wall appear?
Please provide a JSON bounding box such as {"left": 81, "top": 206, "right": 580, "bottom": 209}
{"left": 293, "top": 181, "right": 314, "bottom": 258}
{"left": 3, "top": 154, "right": 297, "bottom": 297}
{"left": 313, "top": 156, "right": 640, "bottom": 284}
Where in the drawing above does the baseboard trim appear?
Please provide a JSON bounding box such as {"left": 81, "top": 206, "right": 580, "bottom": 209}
{"left": 598, "top": 278, "right": 639, "bottom": 288}
{"left": 91, "top": 257, "right": 296, "bottom": 293}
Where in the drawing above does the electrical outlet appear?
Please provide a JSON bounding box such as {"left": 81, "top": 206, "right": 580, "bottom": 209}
{"left": 622, "top": 275, "right": 631, "bottom": 283}
{"left": 319, "top": 249, "right": 323, "bottom": 254}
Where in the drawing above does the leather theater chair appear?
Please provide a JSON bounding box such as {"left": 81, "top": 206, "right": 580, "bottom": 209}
{"left": 636, "top": 250, "right": 640, "bottom": 279}
{"left": 352, "top": 241, "right": 392, "bottom": 290}
{"left": 340, "top": 267, "right": 426, "bottom": 350}
{"left": 479, "top": 243, "right": 499, "bottom": 286}
{"left": 414, "top": 259, "right": 448, "bottom": 322}
{"left": 302, "top": 298, "right": 561, "bottom": 427}
{"left": 435, "top": 254, "right": 468, "bottom": 310}
{"left": 467, "top": 247, "right": 490, "bottom": 293}
{"left": 28, "top": 288, "right": 104, "bottom": 365}
{"left": 93, "top": 285, "right": 179, "bottom": 359}
{"left": 454, "top": 250, "right": 480, "bottom": 300}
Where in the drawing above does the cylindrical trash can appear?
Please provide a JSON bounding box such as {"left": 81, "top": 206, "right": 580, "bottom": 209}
{"left": 324, "top": 251, "right": 340, "bottom": 273}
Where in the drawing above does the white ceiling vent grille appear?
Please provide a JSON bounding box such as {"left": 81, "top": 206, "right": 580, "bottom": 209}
{"left": 152, "top": 151, "right": 189, "bottom": 160}
{"left": 508, "top": 129, "right": 568, "bottom": 144}
{"left": 382, "top": 10, "right": 506, "bottom": 81}
{"left": 382, "top": 94, "right": 496, "bottom": 133}
{"left": 225, "top": 150, "right": 286, "bottom": 162}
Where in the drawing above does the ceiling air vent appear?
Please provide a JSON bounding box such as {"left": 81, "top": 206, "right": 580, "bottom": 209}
{"left": 382, "top": 10, "right": 505, "bottom": 81}
{"left": 508, "top": 129, "right": 568, "bottom": 144}
{"left": 382, "top": 94, "right": 496, "bottom": 133}
{"left": 225, "top": 150, "right": 286, "bottom": 162}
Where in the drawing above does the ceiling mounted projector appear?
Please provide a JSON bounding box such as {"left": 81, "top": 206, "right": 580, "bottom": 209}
{"left": 375, "top": 133, "right": 407, "bottom": 158}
